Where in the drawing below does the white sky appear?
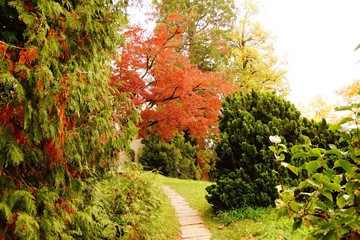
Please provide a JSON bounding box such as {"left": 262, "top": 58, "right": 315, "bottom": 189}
{"left": 256, "top": 0, "right": 360, "bottom": 106}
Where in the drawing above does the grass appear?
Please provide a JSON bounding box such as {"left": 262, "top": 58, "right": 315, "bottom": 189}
{"left": 132, "top": 171, "right": 180, "bottom": 240}
{"left": 155, "top": 173, "right": 307, "bottom": 240}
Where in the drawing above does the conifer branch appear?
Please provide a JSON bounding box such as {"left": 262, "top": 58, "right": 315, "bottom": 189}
{"left": 0, "top": 40, "right": 27, "bottom": 50}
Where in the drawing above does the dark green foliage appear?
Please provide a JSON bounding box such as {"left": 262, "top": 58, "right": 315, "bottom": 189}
{"left": 140, "top": 132, "right": 201, "bottom": 179}
{"left": 206, "top": 90, "right": 341, "bottom": 210}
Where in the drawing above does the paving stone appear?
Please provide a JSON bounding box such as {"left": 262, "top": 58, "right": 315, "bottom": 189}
{"left": 179, "top": 215, "right": 203, "bottom": 226}
{"left": 162, "top": 186, "right": 212, "bottom": 240}
{"left": 180, "top": 225, "right": 212, "bottom": 239}
{"left": 176, "top": 210, "right": 199, "bottom": 217}
{"left": 182, "top": 236, "right": 212, "bottom": 240}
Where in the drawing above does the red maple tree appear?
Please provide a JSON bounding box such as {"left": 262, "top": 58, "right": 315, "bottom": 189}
{"left": 111, "top": 14, "right": 234, "bottom": 142}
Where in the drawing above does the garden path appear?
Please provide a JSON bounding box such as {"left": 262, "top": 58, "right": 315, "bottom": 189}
{"left": 162, "top": 186, "right": 212, "bottom": 240}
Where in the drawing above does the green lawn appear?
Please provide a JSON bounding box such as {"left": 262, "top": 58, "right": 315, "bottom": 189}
{"left": 156, "top": 174, "right": 307, "bottom": 240}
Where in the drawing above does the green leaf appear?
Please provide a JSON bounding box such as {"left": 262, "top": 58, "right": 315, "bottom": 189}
{"left": 269, "top": 145, "right": 276, "bottom": 153}
{"left": 292, "top": 151, "right": 307, "bottom": 159}
{"left": 307, "top": 179, "right": 321, "bottom": 188}
{"left": 324, "top": 182, "right": 342, "bottom": 192}
{"left": 290, "top": 201, "right": 302, "bottom": 212}
{"left": 325, "top": 149, "right": 342, "bottom": 156}
{"left": 336, "top": 193, "right": 349, "bottom": 209}
{"left": 333, "top": 175, "right": 343, "bottom": 185}
{"left": 278, "top": 144, "right": 288, "bottom": 152}
{"left": 278, "top": 153, "right": 285, "bottom": 161}
{"left": 308, "top": 148, "right": 322, "bottom": 157}
{"left": 319, "top": 189, "right": 333, "bottom": 201}
{"left": 329, "top": 124, "right": 341, "bottom": 131}
{"left": 281, "top": 189, "right": 295, "bottom": 202}
{"left": 313, "top": 173, "right": 330, "bottom": 184}
{"left": 293, "top": 217, "right": 303, "bottom": 231}
{"left": 334, "top": 160, "right": 353, "bottom": 174}
{"left": 315, "top": 201, "right": 328, "bottom": 211}
{"left": 305, "top": 160, "right": 322, "bottom": 175}
{"left": 281, "top": 162, "right": 298, "bottom": 176}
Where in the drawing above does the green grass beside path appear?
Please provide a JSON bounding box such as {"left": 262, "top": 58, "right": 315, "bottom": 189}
{"left": 156, "top": 174, "right": 307, "bottom": 240}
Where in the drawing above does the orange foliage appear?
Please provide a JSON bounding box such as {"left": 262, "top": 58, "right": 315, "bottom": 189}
{"left": 112, "top": 13, "right": 235, "bottom": 141}
{"left": 18, "top": 47, "right": 39, "bottom": 65}
{"left": 45, "top": 140, "right": 67, "bottom": 169}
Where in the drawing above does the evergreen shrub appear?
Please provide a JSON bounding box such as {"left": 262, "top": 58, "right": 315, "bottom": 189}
{"left": 0, "top": 0, "right": 139, "bottom": 238}
{"left": 206, "top": 91, "right": 343, "bottom": 210}
{"left": 140, "top": 132, "right": 201, "bottom": 179}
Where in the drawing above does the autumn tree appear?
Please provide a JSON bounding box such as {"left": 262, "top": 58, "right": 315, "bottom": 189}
{"left": 112, "top": 14, "right": 233, "bottom": 141}
{"left": 0, "top": 0, "right": 137, "bottom": 238}
{"left": 228, "top": 0, "right": 289, "bottom": 96}
{"left": 153, "top": 0, "right": 237, "bottom": 72}
{"left": 111, "top": 14, "right": 234, "bottom": 179}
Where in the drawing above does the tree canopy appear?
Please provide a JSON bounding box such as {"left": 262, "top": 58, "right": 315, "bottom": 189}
{"left": 227, "top": 0, "right": 289, "bottom": 96}
{"left": 153, "top": 0, "right": 237, "bottom": 72}
{"left": 111, "top": 13, "right": 234, "bottom": 141}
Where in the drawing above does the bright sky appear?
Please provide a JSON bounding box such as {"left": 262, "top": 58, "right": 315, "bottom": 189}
{"left": 256, "top": 0, "right": 360, "bottom": 106}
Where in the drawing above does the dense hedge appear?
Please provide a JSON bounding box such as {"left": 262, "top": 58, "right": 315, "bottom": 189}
{"left": 206, "top": 91, "right": 343, "bottom": 210}
{"left": 140, "top": 132, "right": 201, "bottom": 179}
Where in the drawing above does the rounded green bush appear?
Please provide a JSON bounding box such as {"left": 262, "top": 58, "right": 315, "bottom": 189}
{"left": 206, "top": 90, "right": 342, "bottom": 210}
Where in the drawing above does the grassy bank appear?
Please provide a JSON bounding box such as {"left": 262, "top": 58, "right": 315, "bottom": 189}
{"left": 156, "top": 174, "right": 307, "bottom": 240}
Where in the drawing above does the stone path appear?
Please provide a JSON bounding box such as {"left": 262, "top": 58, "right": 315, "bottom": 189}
{"left": 162, "top": 186, "right": 212, "bottom": 240}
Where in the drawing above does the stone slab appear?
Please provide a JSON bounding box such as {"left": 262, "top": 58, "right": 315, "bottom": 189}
{"left": 182, "top": 236, "right": 211, "bottom": 240}
{"left": 176, "top": 210, "right": 199, "bottom": 217}
{"left": 179, "top": 215, "right": 203, "bottom": 226}
{"left": 180, "top": 225, "right": 212, "bottom": 239}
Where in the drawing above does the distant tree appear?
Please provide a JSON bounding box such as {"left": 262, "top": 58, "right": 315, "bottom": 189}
{"left": 206, "top": 91, "right": 342, "bottom": 210}
{"left": 298, "top": 94, "right": 336, "bottom": 123}
{"left": 228, "top": 0, "right": 289, "bottom": 96}
{"left": 153, "top": 0, "right": 237, "bottom": 72}
{"left": 336, "top": 79, "right": 360, "bottom": 104}
{"left": 0, "top": 0, "right": 137, "bottom": 238}
{"left": 140, "top": 132, "right": 200, "bottom": 179}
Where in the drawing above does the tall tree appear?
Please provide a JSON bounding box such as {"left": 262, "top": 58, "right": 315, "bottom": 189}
{"left": 153, "top": 0, "right": 237, "bottom": 72}
{"left": 112, "top": 14, "right": 233, "bottom": 141}
{"left": 228, "top": 0, "right": 289, "bottom": 96}
{"left": 0, "top": 0, "right": 136, "bottom": 238}
{"left": 112, "top": 14, "right": 234, "bottom": 179}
